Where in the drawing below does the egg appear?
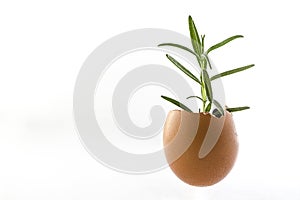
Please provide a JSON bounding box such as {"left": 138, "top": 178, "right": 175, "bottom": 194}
{"left": 163, "top": 110, "right": 238, "bottom": 186}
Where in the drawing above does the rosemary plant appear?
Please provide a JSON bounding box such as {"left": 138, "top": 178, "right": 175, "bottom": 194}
{"left": 159, "top": 16, "right": 254, "bottom": 117}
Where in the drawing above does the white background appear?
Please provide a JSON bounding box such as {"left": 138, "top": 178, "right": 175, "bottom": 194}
{"left": 1, "top": 0, "right": 300, "bottom": 199}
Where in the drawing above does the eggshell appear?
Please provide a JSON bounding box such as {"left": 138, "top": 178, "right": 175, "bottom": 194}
{"left": 163, "top": 110, "right": 238, "bottom": 186}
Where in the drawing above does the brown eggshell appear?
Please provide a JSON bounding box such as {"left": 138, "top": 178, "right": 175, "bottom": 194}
{"left": 163, "top": 110, "right": 238, "bottom": 186}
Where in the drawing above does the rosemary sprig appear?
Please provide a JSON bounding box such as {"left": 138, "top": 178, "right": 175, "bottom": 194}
{"left": 158, "top": 16, "right": 254, "bottom": 117}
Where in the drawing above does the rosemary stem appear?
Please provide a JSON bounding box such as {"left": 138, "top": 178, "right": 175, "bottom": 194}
{"left": 200, "top": 70, "right": 207, "bottom": 112}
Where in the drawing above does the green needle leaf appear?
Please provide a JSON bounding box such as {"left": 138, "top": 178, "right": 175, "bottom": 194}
{"left": 158, "top": 43, "right": 201, "bottom": 59}
{"left": 205, "top": 102, "right": 212, "bottom": 112}
{"left": 187, "top": 95, "right": 204, "bottom": 102}
{"left": 188, "top": 16, "right": 202, "bottom": 56}
{"left": 207, "top": 35, "right": 244, "bottom": 54}
{"left": 226, "top": 106, "right": 250, "bottom": 112}
{"left": 202, "top": 54, "right": 212, "bottom": 69}
{"left": 213, "top": 100, "right": 224, "bottom": 116}
{"left": 210, "top": 64, "right": 254, "bottom": 81}
{"left": 201, "top": 35, "right": 205, "bottom": 53}
{"left": 166, "top": 54, "right": 200, "bottom": 84}
{"left": 202, "top": 70, "right": 213, "bottom": 102}
{"left": 161, "top": 95, "right": 192, "bottom": 112}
